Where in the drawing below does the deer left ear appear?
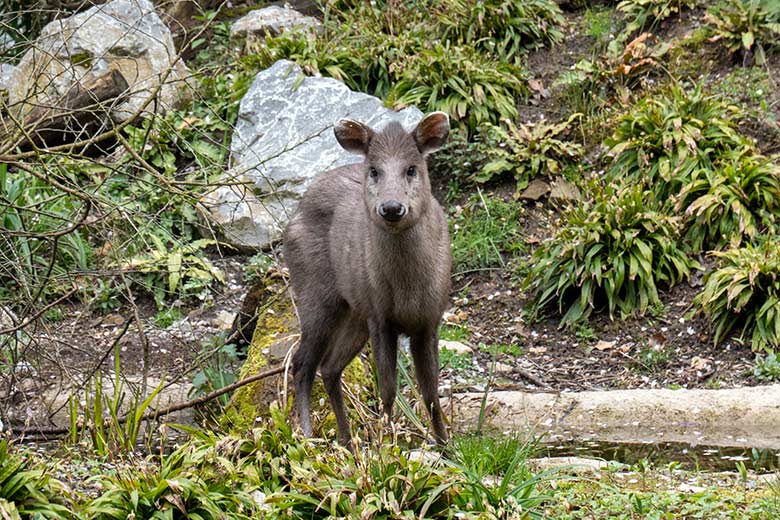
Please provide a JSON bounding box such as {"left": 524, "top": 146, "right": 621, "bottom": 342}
{"left": 413, "top": 112, "right": 450, "bottom": 156}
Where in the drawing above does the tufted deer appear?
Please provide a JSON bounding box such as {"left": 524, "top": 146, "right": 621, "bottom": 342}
{"left": 283, "top": 112, "right": 452, "bottom": 446}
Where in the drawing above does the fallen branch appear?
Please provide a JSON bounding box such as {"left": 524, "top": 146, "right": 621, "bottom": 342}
{"left": 8, "top": 365, "right": 286, "bottom": 437}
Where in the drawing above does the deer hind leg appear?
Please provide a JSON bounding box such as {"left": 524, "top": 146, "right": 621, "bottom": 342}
{"left": 319, "top": 311, "right": 369, "bottom": 447}
{"left": 292, "top": 304, "right": 342, "bottom": 438}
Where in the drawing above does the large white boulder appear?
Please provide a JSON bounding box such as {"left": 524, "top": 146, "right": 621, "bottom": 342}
{"left": 203, "top": 59, "right": 422, "bottom": 250}
{"left": 9, "top": 0, "right": 189, "bottom": 122}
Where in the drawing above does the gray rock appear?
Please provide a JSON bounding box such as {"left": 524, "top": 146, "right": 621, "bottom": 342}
{"left": 8, "top": 0, "right": 189, "bottom": 123}
{"left": 231, "top": 5, "right": 321, "bottom": 39}
{"left": 0, "top": 306, "right": 17, "bottom": 330}
{"left": 204, "top": 59, "right": 423, "bottom": 250}
{"left": 0, "top": 63, "right": 16, "bottom": 94}
{"left": 440, "top": 340, "right": 472, "bottom": 355}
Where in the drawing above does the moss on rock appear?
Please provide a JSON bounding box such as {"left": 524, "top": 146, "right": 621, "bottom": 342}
{"left": 221, "top": 272, "right": 375, "bottom": 438}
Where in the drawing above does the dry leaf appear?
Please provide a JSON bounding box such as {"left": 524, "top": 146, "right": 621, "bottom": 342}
{"left": 594, "top": 340, "right": 615, "bottom": 351}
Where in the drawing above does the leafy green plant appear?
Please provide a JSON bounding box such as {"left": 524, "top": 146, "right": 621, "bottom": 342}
{"left": 450, "top": 192, "right": 525, "bottom": 272}
{"left": 695, "top": 235, "right": 780, "bottom": 351}
{"left": 84, "top": 442, "right": 258, "bottom": 520}
{"left": 584, "top": 6, "right": 616, "bottom": 40}
{"left": 440, "top": 348, "right": 473, "bottom": 370}
{"left": 153, "top": 307, "right": 183, "bottom": 328}
{"left": 190, "top": 341, "right": 240, "bottom": 408}
{"left": 473, "top": 114, "right": 584, "bottom": 193}
{"left": 120, "top": 237, "right": 225, "bottom": 307}
{"left": 526, "top": 182, "right": 696, "bottom": 326}
{"left": 388, "top": 42, "right": 528, "bottom": 133}
{"left": 618, "top": 0, "right": 699, "bottom": 33}
{"left": 255, "top": 1, "right": 531, "bottom": 133}
{"left": 634, "top": 343, "right": 672, "bottom": 372}
{"left": 481, "top": 343, "right": 524, "bottom": 358}
{"left": 705, "top": 0, "right": 780, "bottom": 63}
{"left": 754, "top": 350, "right": 780, "bottom": 380}
{"left": 243, "top": 253, "right": 276, "bottom": 284}
{"left": 553, "top": 33, "right": 670, "bottom": 116}
{"left": 677, "top": 150, "right": 780, "bottom": 251}
{"left": 438, "top": 0, "right": 565, "bottom": 59}
{"left": 606, "top": 84, "right": 750, "bottom": 204}
{"left": 70, "top": 342, "right": 166, "bottom": 456}
{"left": 0, "top": 164, "right": 92, "bottom": 302}
{"left": 0, "top": 439, "right": 72, "bottom": 519}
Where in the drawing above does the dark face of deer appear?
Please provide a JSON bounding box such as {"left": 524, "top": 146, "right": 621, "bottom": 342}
{"left": 334, "top": 113, "right": 450, "bottom": 232}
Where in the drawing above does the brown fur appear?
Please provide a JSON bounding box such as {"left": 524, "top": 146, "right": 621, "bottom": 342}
{"left": 283, "top": 112, "right": 451, "bottom": 446}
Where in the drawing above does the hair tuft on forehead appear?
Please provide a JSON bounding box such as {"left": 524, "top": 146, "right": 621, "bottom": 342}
{"left": 367, "top": 121, "right": 420, "bottom": 162}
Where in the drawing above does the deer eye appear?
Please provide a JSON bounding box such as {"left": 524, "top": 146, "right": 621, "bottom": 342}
{"left": 369, "top": 167, "right": 379, "bottom": 179}
{"left": 406, "top": 166, "right": 417, "bottom": 177}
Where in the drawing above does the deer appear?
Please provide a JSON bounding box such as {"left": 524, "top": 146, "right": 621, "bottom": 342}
{"left": 283, "top": 112, "right": 452, "bottom": 447}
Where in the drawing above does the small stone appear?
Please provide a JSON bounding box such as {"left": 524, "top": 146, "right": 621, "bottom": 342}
{"left": 101, "top": 314, "right": 125, "bottom": 327}
{"left": 214, "top": 311, "right": 236, "bottom": 331}
{"left": 494, "top": 362, "right": 513, "bottom": 373}
{"left": 0, "top": 63, "right": 16, "bottom": 93}
{"left": 0, "top": 306, "right": 17, "bottom": 329}
{"left": 677, "top": 483, "right": 706, "bottom": 493}
{"left": 439, "top": 340, "right": 472, "bottom": 355}
{"left": 231, "top": 6, "right": 321, "bottom": 39}
{"left": 518, "top": 178, "right": 551, "bottom": 201}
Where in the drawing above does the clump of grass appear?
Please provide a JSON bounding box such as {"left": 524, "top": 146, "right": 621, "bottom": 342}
{"left": 605, "top": 84, "right": 750, "bottom": 206}
{"left": 438, "top": 0, "right": 566, "bottom": 59}
{"left": 678, "top": 150, "right": 780, "bottom": 251}
{"left": 253, "top": 0, "right": 563, "bottom": 133}
{"left": 618, "top": 0, "right": 699, "bottom": 33}
{"left": 450, "top": 192, "right": 525, "bottom": 273}
{"left": 705, "top": 0, "right": 780, "bottom": 64}
{"left": 387, "top": 41, "right": 528, "bottom": 132}
{"left": 525, "top": 181, "right": 696, "bottom": 326}
{"left": 695, "top": 235, "right": 780, "bottom": 351}
{"left": 453, "top": 433, "right": 537, "bottom": 478}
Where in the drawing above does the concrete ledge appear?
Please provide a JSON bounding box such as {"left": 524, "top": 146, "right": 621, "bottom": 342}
{"left": 449, "top": 385, "right": 780, "bottom": 448}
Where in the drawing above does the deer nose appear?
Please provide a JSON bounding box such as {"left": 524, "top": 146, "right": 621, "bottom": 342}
{"left": 378, "top": 200, "right": 407, "bottom": 222}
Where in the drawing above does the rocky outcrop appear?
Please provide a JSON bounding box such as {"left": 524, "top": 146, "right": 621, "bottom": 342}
{"left": 231, "top": 5, "right": 321, "bottom": 39}
{"left": 8, "top": 0, "right": 189, "bottom": 124}
{"left": 203, "top": 59, "right": 422, "bottom": 250}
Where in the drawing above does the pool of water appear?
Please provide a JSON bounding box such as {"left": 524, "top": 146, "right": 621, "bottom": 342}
{"left": 540, "top": 437, "right": 780, "bottom": 473}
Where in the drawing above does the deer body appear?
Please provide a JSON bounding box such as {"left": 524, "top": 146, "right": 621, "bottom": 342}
{"left": 283, "top": 113, "right": 451, "bottom": 446}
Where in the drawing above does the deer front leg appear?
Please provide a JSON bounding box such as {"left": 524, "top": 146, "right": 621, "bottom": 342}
{"left": 410, "top": 327, "right": 448, "bottom": 444}
{"left": 370, "top": 319, "right": 399, "bottom": 421}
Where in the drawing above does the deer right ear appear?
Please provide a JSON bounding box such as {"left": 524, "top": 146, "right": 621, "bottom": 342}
{"left": 334, "top": 119, "right": 374, "bottom": 155}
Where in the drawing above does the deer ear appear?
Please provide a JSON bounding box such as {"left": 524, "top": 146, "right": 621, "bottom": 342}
{"left": 334, "top": 119, "right": 374, "bottom": 155}
{"left": 413, "top": 112, "right": 450, "bottom": 155}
